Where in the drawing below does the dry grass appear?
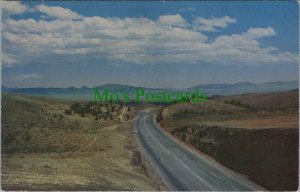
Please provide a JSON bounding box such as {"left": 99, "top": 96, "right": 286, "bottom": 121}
{"left": 160, "top": 91, "right": 298, "bottom": 130}
{"left": 213, "top": 89, "right": 298, "bottom": 112}
{"left": 1, "top": 94, "right": 158, "bottom": 190}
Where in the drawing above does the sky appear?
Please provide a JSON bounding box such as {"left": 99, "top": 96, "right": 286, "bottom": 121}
{"left": 2, "top": 1, "right": 299, "bottom": 89}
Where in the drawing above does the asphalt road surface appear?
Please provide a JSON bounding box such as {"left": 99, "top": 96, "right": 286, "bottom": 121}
{"left": 134, "top": 112, "right": 263, "bottom": 191}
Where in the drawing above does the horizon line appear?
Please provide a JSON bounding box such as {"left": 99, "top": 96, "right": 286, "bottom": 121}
{"left": 2, "top": 80, "right": 298, "bottom": 90}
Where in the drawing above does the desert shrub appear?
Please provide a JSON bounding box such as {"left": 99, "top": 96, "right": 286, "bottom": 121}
{"left": 156, "top": 108, "right": 163, "bottom": 123}
{"left": 2, "top": 132, "right": 15, "bottom": 145}
{"left": 225, "top": 99, "right": 256, "bottom": 111}
{"left": 66, "top": 101, "right": 133, "bottom": 121}
{"left": 65, "top": 109, "right": 72, "bottom": 115}
{"left": 70, "top": 102, "right": 82, "bottom": 112}
{"left": 111, "top": 105, "right": 116, "bottom": 112}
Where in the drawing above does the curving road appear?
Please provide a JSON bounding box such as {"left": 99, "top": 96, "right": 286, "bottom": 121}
{"left": 134, "top": 112, "right": 264, "bottom": 191}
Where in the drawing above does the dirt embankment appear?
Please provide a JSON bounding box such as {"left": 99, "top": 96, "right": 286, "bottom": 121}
{"left": 171, "top": 125, "right": 298, "bottom": 191}
{"left": 157, "top": 90, "right": 299, "bottom": 191}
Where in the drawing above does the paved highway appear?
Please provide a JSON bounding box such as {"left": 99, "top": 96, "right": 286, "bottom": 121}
{"left": 134, "top": 112, "right": 264, "bottom": 191}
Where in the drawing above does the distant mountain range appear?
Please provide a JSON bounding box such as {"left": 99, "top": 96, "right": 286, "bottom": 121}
{"left": 187, "top": 81, "right": 299, "bottom": 96}
{"left": 2, "top": 81, "right": 298, "bottom": 101}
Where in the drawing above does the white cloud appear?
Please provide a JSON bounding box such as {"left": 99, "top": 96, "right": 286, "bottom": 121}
{"left": 34, "top": 4, "right": 82, "bottom": 20}
{"left": 2, "top": 1, "right": 28, "bottom": 17}
{"left": 157, "top": 14, "right": 188, "bottom": 27}
{"left": 193, "top": 16, "right": 237, "bottom": 32}
{"left": 2, "top": 53, "right": 18, "bottom": 66}
{"left": 12, "top": 74, "right": 44, "bottom": 81}
{"left": 1, "top": 4, "right": 298, "bottom": 68}
{"left": 243, "top": 27, "right": 276, "bottom": 39}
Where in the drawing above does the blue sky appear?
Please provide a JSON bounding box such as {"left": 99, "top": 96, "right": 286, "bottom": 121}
{"left": 2, "top": 1, "right": 299, "bottom": 88}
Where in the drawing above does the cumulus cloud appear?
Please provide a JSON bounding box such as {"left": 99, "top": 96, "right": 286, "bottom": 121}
{"left": 1, "top": 3, "right": 298, "bottom": 68}
{"left": 193, "top": 16, "right": 237, "bottom": 32}
{"left": 34, "top": 4, "right": 82, "bottom": 20}
{"left": 242, "top": 27, "right": 276, "bottom": 39}
{"left": 2, "top": 1, "right": 28, "bottom": 17}
{"left": 157, "top": 14, "right": 188, "bottom": 27}
{"left": 2, "top": 53, "right": 18, "bottom": 66}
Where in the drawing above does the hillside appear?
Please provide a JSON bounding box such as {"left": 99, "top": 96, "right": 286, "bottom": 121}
{"left": 156, "top": 90, "right": 299, "bottom": 190}
{"left": 159, "top": 89, "right": 298, "bottom": 129}
{"left": 1, "top": 94, "right": 160, "bottom": 190}
{"left": 211, "top": 89, "right": 298, "bottom": 111}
